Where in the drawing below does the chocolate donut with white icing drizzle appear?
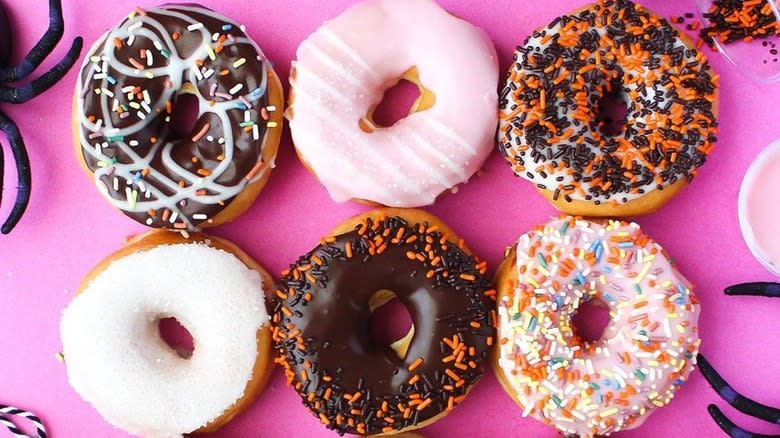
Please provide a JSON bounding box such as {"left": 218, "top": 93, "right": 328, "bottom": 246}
{"left": 74, "top": 5, "right": 283, "bottom": 230}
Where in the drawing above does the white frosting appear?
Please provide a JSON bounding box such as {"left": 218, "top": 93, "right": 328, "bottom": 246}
{"left": 60, "top": 243, "right": 268, "bottom": 437}
{"left": 289, "top": 0, "right": 498, "bottom": 207}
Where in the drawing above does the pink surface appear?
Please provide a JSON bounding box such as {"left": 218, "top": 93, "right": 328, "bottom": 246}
{"left": 1, "top": 1, "right": 779, "bottom": 437}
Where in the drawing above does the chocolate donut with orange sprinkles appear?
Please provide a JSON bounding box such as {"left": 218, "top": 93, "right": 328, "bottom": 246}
{"left": 272, "top": 209, "right": 496, "bottom": 435}
{"left": 498, "top": 0, "right": 719, "bottom": 217}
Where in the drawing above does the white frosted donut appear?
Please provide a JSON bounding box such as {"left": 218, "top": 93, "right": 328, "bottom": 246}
{"left": 288, "top": 0, "right": 498, "bottom": 207}
{"left": 60, "top": 241, "right": 269, "bottom": 437}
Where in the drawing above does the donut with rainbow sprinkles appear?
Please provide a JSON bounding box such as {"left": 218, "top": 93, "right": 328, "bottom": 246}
{"left": 494, "top": 216, "right": 700, "bottom": 437}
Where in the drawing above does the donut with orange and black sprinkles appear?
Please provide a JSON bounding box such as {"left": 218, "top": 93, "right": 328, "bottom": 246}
{"left": 271, "top": 209, "right": 495, "bottom": 436}
{"left": 498, "top": 0, "right": 719, "bottom": 217}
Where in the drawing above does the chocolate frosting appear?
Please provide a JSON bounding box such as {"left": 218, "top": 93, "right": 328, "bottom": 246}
{"left": 273, "top": 215, "right": 496, "bottom": 435}
{"left": 76, "top": 5, "right": 278, "bottom": 229}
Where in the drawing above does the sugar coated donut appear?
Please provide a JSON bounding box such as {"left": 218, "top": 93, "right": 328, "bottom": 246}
{"left": 60, "top": 231, "right": 274, "bottom": 437}
{"left": 272, "top": 208, "right": 496, "bottom": 435}
{"left": 74, "top": 5, "right": 284, "bottom": 230}
{"left": 494, "top": 216, "right": 701, "bottom": 437}
{"left": 498, "top": 0, "right": 719, "bottom": 217}
{"left": 288, "top": 0, "right": 498, "bottom": 207}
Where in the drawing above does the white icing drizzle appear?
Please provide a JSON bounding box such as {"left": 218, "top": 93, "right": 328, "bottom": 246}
{"left": 76, "top": 5, "right": 276, "bottom": 229}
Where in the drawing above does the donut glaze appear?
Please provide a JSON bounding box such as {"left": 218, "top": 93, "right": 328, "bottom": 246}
{"left": 75, "top": 5, "right": 282, "bottom": 230}
{"left": 272, "top": 210, "right": 496, "bottom": 435}
{"left": 288, "top": 0, "right": 498, "bottom": 207}
{"left": 495, "top": 217, "right": 700, "bottom": 437}
{"left": 498, "top": 0, "right": 718, "bottom": 213}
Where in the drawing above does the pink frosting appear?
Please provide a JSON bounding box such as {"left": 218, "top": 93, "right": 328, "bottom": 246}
{"left": 288, "top": 0, "right": 498, "bottom": 207}
{"left": 739, "top": 139, "right": 780, "bottom": 276}
{"left": 496, "top": 217, "right": 701, "bottom": 437}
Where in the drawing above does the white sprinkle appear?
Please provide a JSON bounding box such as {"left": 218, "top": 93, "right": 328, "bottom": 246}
{"left": 169, "top": 211, "right": 179, "bottom": 224}
{"left": 193, "top": 214, "right": 207, "bottom": 220}
{"left": 127, "top": 35, "right": 136, "bottom": 46}
{"left": 252, "top": 124, "right": 259, "bottom": 140}
{"left": 129, "top": 140, "right": 139, "bottom": 147}
{"left": 229, "top": 84, "right": 244, "bottom": 95}
{"left": 137, "top": 111, "right": 146, "bottom": 120}
{"left": 187, "top": 23, "right": 204, "bottom": 31}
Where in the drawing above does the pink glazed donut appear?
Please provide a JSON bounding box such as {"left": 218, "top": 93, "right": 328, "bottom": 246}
{"left": 287, "top": 0, "right": 498, "bottom": 207}
{"left": 494, "top": 217, "right": 701, "bottom": 437}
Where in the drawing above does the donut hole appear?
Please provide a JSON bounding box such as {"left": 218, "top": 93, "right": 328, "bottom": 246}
{"left": 158, "top": 316, "right": 195, "bottom": 359}
{"left": 368, "top": 290, "right": 414, "bottom": 360}
{"left": 572, "top": 298, "right": 611, "bottom": 344}
{"left": 596, "top": 90, "right": 629, "bottom": 137}
{"left": 359, "top": 67, "right": 435, "bottom": 133}
{"left": 366, "top": 79, "right": 420, "bottom": 129}
{"left": 169, "top": 93, "right": 200, "bottom": 139}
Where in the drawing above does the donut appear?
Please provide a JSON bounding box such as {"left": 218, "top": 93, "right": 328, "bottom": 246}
{"left": 738, "top": 138, "right": 780, "bottom": 276}
{"left": 494, "top": 216, "right": 701, "bottom": 437}
{"left": 60, "top": 230, "right": 274, "bottom": 436}
{"left": 74, "top": 5, "right": 283, "bottom": 230}
{"left": 287, "top": 0, "right": 498, "bottom": 207}
{"left": 272, "top": 208, "right": 496, "bottom": 435}
{"left": 498, "top": 0, "right": 719, "bottom": 217}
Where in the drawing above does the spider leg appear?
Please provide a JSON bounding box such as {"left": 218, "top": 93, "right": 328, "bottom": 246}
{"left": 725, "top": 283, "right": 780, "bottom": 297}
{"left": 0, "top": 138, "right": 3, "bottom": 209}
{"left": 708, "top": 404, "right": 780, "bottom": 438}
{"left": 0, "top": 35, "right": 82, "bottom": 104}
{"left": 0, "top": 0, "right": 78, "bottom": 82}
{"left": 699, "top": 354, "right": 780, "bottom": 423}
{"left": 0, "top": 110, "right": 29, "bottom": 234}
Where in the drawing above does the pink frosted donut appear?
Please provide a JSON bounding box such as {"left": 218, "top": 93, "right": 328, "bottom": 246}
{"left": 288, "top": 0, "right": 498, "bottom": 207}
{"left": 494, "top": 217, "right": 701, "bottom": 437}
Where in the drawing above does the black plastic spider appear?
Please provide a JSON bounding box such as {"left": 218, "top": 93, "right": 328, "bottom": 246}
{"left": 699, "top": 282, "right": 780, "bottom": 438}
{"left": 0, "top": 0, "right": 82, "bottom": 234}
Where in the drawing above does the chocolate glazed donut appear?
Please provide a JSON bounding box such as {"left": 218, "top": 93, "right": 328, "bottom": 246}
{"left": 272, "top": 209, "right": 496, "bottom": 435}
{"left": 75, "top": 5, "right": 283, "bottom": 230}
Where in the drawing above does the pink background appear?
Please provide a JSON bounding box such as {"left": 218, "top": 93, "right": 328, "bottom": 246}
{"left": 1, "top": 0, "right": 779, "bottom": 437}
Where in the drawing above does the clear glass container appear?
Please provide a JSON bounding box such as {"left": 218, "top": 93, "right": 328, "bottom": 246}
{"left": 738, "top": 139, "right": 780, "bottom": 276}
{"left": 697, "top": 0, "right": 780, "bottom": 83}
